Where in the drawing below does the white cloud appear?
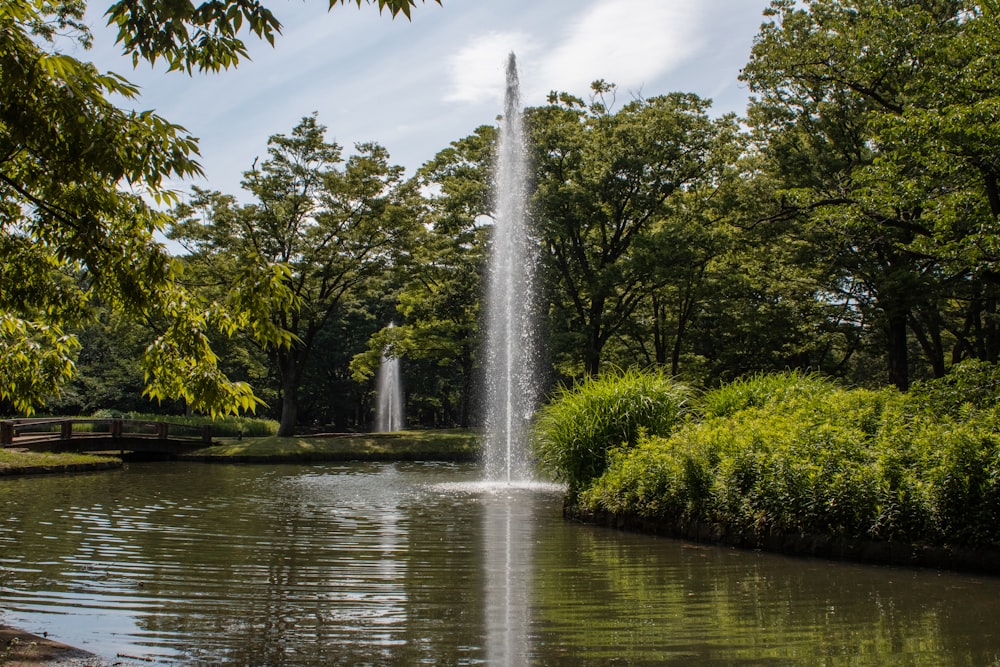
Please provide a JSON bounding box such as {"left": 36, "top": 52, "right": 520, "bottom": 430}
{"left": 445, "top": 0, "right": 707, "bottom": 108}
{"left": 531, "top": 0, "right": 704, "bottom": 101}
{"left": 445, "top": 31, "right": 538, "bottom": 104}
{"left": 83, "top": 0, "right": 765, "bottom": 196}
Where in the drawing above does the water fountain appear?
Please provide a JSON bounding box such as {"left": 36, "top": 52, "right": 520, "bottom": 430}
{"left": 375, "top": 324, "right": 404, "bottom": 432}
{"left": 483, "top": 53, "right": 539, "bottom": 484}
{"left": 479, "top": 53, "right": 547, "bottom": 666}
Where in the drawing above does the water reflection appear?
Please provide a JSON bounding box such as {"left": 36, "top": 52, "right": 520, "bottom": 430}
{"left": 0, "top": 463, "right": 999, "bottom": 665}
{"left": 483, "top": 488, "right": 531, "bottom": 667}
{"left": 485, "top": 492, "right": 525, "bottom": 666}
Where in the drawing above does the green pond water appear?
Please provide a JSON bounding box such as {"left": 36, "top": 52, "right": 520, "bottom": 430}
{"left": 0, "top": 461, "right": 998, "bottom": 665}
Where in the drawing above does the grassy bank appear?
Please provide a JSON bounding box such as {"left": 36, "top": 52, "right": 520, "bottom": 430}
{"left": 0, "top": 430, "right": 480, "bottom": 473}
{"left": 533, "top": 365, "right": 1000, "bottom": 555}
{"left": 0, "top": 449, "right": 121, "bottom": 475}
{"left": 183, "top": 430, "right": 481, "bottom": 462}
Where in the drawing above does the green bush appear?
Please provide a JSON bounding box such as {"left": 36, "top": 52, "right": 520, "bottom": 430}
{"left": 697, "top": 370, "right": 838, "bottom": 419}
{"left": 582, "top": 384, "right": 908, "bottom": 536}
{"left": 531, "top": 367, "right": 691, "bottom": 496}
{"left": 914, "top": 411, "right": 1000, "bottom": 545}
{"left": 908, "top": 358, "right": 1000, "bottom": 416}
{"left": 578, "top": 371, "right": 1000, "bottom": 549}
{"left": 109, "top": 412, "right": 280, "bottom": 438}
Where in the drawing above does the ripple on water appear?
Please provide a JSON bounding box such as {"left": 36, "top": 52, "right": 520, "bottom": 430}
{"left": 2, "top": 462, "right": 1000, "bottom": 666}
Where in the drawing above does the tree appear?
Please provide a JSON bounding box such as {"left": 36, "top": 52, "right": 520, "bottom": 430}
{"left": 2, "top": 0, "right": 438, "bottom": 415}
{"left": 106, "top": 0, "right": 441, "bottom": 72}
{"left": 0, "top": 0, "right": 273, "bottom": 415}
{"left": 741, "top": 0, "right": 998, "bottom": 389}
{"left": 170, "top": 115, "right": 418, "bottom": 435}
{"left": 350, "top": 125, "right": 495, "bottom": 427}
{"left": 605, "top": 190, "right": 722, "bottom": 378}
{"left": 530, "top": 83, "right": 737, "bottom": 376}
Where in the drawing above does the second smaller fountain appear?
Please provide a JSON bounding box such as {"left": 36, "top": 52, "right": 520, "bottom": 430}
{"left": 375, "top": 324, "right": 404, "bottom": 432}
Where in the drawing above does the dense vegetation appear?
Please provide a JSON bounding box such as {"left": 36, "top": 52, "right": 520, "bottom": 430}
{"left": 92, "top": 411, "right": 280, "bottom": 438}
{"left": 5, "top": 0, "right": 1000, "bottom": 439}
{"left": 533, "top": 365, "right": 1000, "bottom": 550}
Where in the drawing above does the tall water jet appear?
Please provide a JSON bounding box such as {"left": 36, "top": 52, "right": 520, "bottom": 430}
{"left": 483, "top": 53, "right": 539, "bottom": 483}
{"left": 375, "top": 324, "right": 404, "bottom": 432}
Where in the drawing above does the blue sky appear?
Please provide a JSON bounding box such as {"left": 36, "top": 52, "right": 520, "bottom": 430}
{"left": 82, "top": 0, "right": 772, "bottom": 198}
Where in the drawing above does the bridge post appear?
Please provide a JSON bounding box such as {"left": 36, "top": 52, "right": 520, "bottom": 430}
{"left": 0, "top": 421, "right": 13, "bottom": 446}
{"left": 111, "top": 419, "right": 123, "bottom": 439}
{"left": 202, "top": 425, "right": 212, "bottom": 443}
{"left": 60, "top": 420, "right": 72, "bottom": 440}
{"left": 157, "top": 422, "right": 168, "bottom": 439}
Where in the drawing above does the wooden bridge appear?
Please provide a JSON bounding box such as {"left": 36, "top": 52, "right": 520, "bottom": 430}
{"left": 0, "top": 418, "right": 214, "bottom": 456}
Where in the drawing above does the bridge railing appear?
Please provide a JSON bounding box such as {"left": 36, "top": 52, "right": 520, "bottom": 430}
{"left": 0, "top": 418, "right": 212, "bottom": 446}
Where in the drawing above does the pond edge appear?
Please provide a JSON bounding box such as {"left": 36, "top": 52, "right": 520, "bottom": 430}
{"left": 566, "top": 504, "right": 1000, "bottom": 576}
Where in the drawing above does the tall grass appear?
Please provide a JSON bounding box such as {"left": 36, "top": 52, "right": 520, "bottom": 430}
{"left": 697, "top": 370, "right": 838, "bottom": 419}
{"left": 531, "top": 367, "right": 691, "bottom": 496}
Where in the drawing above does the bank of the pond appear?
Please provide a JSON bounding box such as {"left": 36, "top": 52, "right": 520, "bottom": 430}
{"left": 566, "top": 505, "right": 1000, "bottom": 575}
{"left": 0, "top": 431, "right": 480, "bottom": 475}
{"left": 180, "top": 430, "right": 480, "bottom": 463}
{"left": 0, "top": 625, "right": 101, "bottom": 666}
{"left": 0, "top": 450, "right": 122, "bottom": 476}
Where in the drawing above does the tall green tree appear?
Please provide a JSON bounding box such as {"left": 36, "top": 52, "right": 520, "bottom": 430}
{"left": 530, "top": 83, "right": 738, "bottom": 376}
{"left": 171, "top": 115, "right": 418, "bottom": 435}
{"left": 0, "top": 0, "right": 270, "bottom": 415}
{"left": 350, "top": 126, "right": 494, "bottom": 427}
{"left": 741, "top": 0, "right": 998, "bottom": 389}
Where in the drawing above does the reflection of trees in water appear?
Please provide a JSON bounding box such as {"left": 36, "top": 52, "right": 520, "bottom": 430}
{"left": 135, "top": 464, "right": 416, "bottom": 665}
{"left": 530, "top": 526, "right": 990, "bottom": 663}
{"left": 132, "top": 463, "right": 491, "bottom": 665}
{"left": 399, "top": 486, "right": 486, "bottom": 663}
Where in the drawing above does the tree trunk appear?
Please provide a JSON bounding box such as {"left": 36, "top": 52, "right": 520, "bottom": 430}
{"left": 671, "top": 282, "right": 699, "bottom": 378}
{"left": 651, "top": 294, "right": 666, "bottom": 366}
{"left": 278, "top": 388, "right": 298, "bottom": 437}
{"left": 276, "top": 349, "right": 300, "bottom": 437}
{"left": 886, "top": 308, "right": 910, "bottom": 391}
{"left": 909, "top": 309, "right": 946, "bottom": 378}
{"left": 584, "top": 298, "right": 606, "bottom": 376}
{"left": 583, "top": 341, "right": 601, "bottom": 376}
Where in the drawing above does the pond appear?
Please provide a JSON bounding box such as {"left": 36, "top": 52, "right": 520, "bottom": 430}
{"left": 0, "top": 461, "right": 998, "bottom": 665}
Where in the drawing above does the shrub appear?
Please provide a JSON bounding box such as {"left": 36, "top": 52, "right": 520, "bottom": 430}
{"left": 582, "top": 374, "right": 944, "bottom": 542}
{"left": 531, "top": 367, "right": 691, "bottom": 497}
{"left": 118, "top": 412, "right": 280, "bottom": 438}
{"left": 583, "top": 433, "right": 717, "bottom": 522}
{"left": 696, "top": 370, "right": 838, "bottom": 419}
{"left": 913, "top": 410, "right": 1000, "bottom": 545}
{"left": 568, "top": 369, "right": 1000, "bottom": 549}
{"left": 908, "top": 359, "right": 1000, "bottom": 417}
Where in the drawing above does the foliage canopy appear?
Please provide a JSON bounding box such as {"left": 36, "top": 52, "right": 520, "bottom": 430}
{"left": 1, "top": 0, "right": 435, "bottom": 415}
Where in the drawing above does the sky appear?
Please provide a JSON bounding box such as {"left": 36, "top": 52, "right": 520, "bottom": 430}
{"left": 80, "top": 0, "right": 773, "bottom": 198}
